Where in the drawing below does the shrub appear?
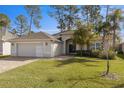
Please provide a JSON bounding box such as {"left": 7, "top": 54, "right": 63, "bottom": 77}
{"left": 76, "top": 50, "right": 92, "bottom": 57}
{"left": 117, "top": 50, "right": 123, "bottom": 54}
{"left": 98, "top": 50, "right": 116, "bottom": 59}
{"left": 91, "top": 50, "right": 100, "bottom": 58}
{"left": 76, "top": 50, "right": 116, "bottom": 59}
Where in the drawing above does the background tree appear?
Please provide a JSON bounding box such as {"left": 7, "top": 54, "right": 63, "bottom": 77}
{"left": 64, "top": 5, "right": 80, "bottom": 31}
{"left": 11, "top": 28, "right": 17, "bottom": 34}
{"left": 15, "top": 15, "right": 28, "bottom": 36}
{"left": 81, "top": 5, "right": 102, "bottom": 30}
{"left": 24, "top": 5, "right": 42, "bottom": 34}
{"left": 50, "top": 5, "right": 66, "bottom": 32}
{"left": 73, "top": 21, "right": 89, "bottom": 56}
{"left": 86, "top": 24, "right": 97, "bottom": 50}
{"left": 81, "top": 5, "right": 102, "bottom": 50}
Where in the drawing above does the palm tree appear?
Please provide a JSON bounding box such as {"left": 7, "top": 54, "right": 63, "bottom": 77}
{"left": 0, "top": 13, "right": 10, "bottom": 37}
{"left": 97, "top": 6, "right": 112, "bottom": 75}
{"left": 108, "top": 9, "right": 123, "bottom": 50}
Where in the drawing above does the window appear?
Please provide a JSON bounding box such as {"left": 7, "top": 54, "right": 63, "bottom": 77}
{"left": 45, "top": 42, "right": 48, "bottom": 46}
{"left": 96, "top": 43, "right": 101, "bottom": 49}
{"left": 91, "top": 43, "right": 95, "bottom": 50}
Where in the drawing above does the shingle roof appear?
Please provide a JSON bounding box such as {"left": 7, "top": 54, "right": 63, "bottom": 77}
{"left": 9, "top": 31, "right": 60, "bottom": 42}
{"left": 53, "top": 31, "right": 74, "bottom": 36}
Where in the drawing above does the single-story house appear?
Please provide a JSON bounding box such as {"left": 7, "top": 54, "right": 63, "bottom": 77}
{"left": 8, "top": 31, "right": 116, "bottom": 57}
{"left": 0, "top": 30, "right": 17, "bottom": 55}
{"left": 9, "top": 32, "right": 62, "bottom": 57}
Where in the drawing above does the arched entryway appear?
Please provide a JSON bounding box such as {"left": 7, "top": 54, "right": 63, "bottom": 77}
{"left": 66, "top": 39, "right": 76, "bottom": 55}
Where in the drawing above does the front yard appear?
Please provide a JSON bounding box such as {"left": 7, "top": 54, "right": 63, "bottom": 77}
{"left": 0, "top": 55, "right": 124, "bottom": 88}
{"left": 0, "top": 55, "right": 10, "bottom": 58}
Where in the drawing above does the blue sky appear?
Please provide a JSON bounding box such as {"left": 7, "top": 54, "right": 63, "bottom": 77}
{"left": 0, "top": 5, "right": 59, "bottom": 34}
{"left": 0, "top": 5, "right": 124, "bottom": 41}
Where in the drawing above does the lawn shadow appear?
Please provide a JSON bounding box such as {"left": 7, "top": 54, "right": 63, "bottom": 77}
{"left": 56, "top": 58, "right": 100, "bottom": 67}
{"left": 113, "top": 83, "right": 124, "bottom": 88}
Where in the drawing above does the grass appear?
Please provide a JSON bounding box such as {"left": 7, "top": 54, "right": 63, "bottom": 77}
{"left": 0, "top": 55, "right": 124, "bottom": 87}
{"left": 0, "top": 55, "right": 10, "bottom": 58}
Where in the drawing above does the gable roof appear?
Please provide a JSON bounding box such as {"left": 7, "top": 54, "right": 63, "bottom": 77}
{"left": 53, "top": 31, "right": 74, "bottom": 36}
{"left": 9, "top": 31, "right": 60, "bottom": 42}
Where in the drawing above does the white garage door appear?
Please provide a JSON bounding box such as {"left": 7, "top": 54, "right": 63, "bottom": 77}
{"left": 17, "top": 43, "right": 38, "bottom": 57}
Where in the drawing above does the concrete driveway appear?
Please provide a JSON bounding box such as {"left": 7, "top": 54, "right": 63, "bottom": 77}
{"left": 0, "top": 57, "right": 39, "bottom": 73}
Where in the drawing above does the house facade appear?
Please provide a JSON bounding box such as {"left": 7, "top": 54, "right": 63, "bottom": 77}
{"left": 9, "top": 31, "right": 114, "bottom": 57}
{"left": 0, "top": 30, "right": 17, "bottom": 55}
{"left": 53, "top": 31, "right": 114, "bottom": 55}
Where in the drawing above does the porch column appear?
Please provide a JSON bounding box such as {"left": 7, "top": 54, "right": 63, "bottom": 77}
{"left": 63, "top": 41, "right": 66, "bottom": 54}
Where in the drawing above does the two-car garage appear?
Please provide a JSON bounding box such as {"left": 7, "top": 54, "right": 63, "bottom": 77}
{"left": 16, "top": 42, "right": 52, "bottom": 57}
{"left": 9, "top": 32, "right": 62, "bottom": 57}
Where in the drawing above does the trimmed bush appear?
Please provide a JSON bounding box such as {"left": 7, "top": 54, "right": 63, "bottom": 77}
{"left": 91, "top": 50, "right": 100, "bottom": 58}
{"left": 99, "top": 50, "right": 116, "bottom": 59}
{"left": 76, "top": 50, "right": 116, "bottom": 59}
{"left": 76, "top": 50, "right": 92, "bottom": 57}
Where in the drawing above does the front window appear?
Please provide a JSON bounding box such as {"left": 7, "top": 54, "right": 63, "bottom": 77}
{"left": 91, "top": 43, "right": 95, "bottom": 50}
{"left": 96, "top": 43, "right": 101, "bottom": 49}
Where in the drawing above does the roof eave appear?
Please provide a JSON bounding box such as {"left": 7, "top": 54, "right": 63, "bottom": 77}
{"left": 8, "top": 39, "right": 60, "bottom": 42}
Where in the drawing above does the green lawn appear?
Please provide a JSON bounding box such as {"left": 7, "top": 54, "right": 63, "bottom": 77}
{"left": 0, "top": 55, "right": 10, "bottom": 58}
{"left": 0, "top": 55, "right": 124, "bottom": 88}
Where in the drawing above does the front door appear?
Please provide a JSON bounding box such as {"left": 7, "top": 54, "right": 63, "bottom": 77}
{"left": 69, "top": 44, "right": 76, "bottom": 54}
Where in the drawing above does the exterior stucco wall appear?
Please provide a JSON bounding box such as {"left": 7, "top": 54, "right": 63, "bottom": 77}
{"left": 51, "top": 42, "right": 62, "bottom": 57}
{"left": 1, "top": 30, "right": 18, "bottom": 55}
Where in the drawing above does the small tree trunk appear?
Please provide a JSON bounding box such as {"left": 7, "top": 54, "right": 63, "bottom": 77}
{"left": 106, "top": 51, "right": 110, "bottom": 75}
{"left": 81, "top": 45, "right": 83, "bottom": 56}
{"left": 113, "top": 29, "right": 116, "bottom": 51}
{"left": 102, "top": 31, "right": 105, "bottom": 50}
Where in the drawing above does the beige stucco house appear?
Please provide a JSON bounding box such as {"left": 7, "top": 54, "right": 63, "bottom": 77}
{"left": 0, "top": 30, "right": 17, "bottom": 55}
{"left": 8, "top": 30, "right": 115, "bottom": 57}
